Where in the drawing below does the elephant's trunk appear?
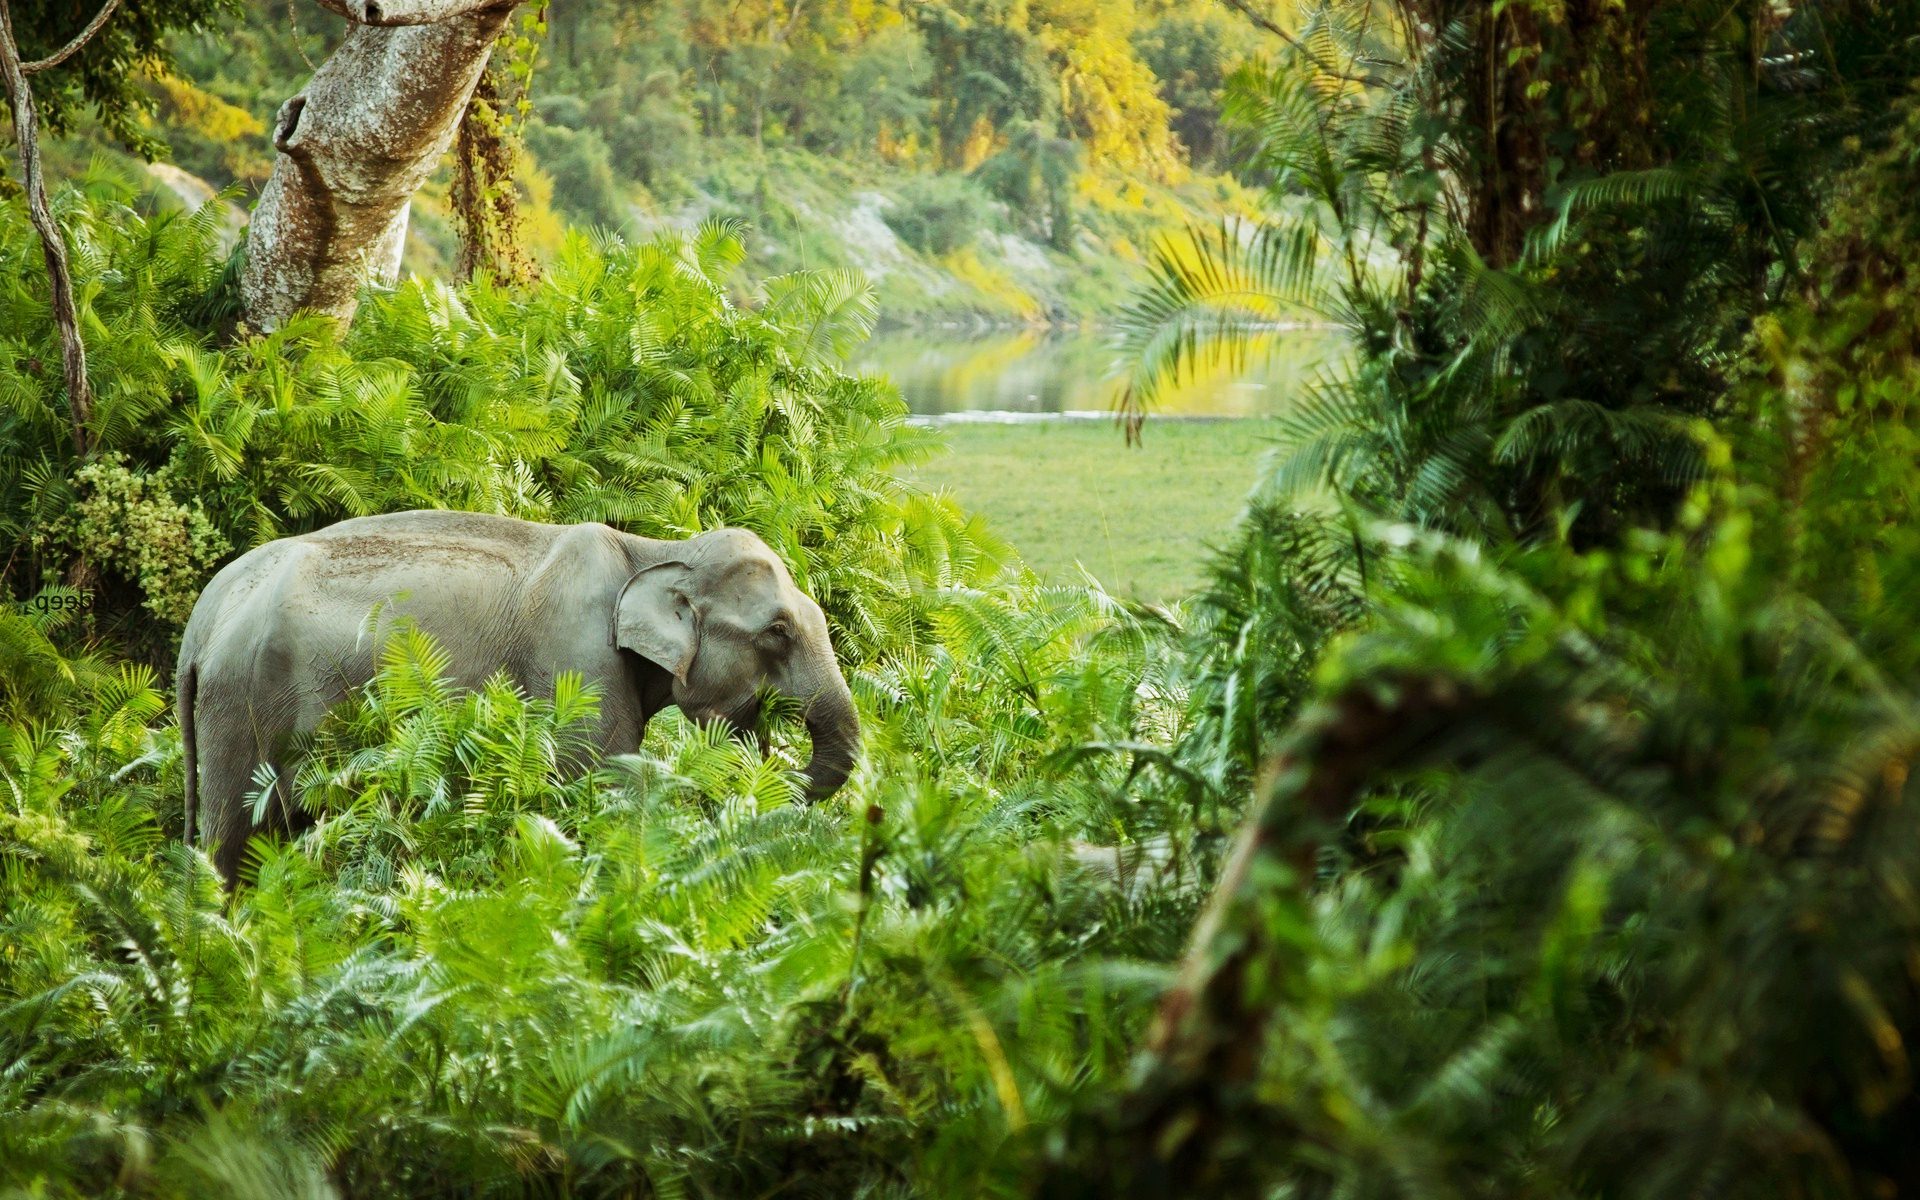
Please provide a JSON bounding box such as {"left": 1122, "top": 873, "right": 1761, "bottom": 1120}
{"left": 801, "top": 676, "right": 860, "bottom": 802}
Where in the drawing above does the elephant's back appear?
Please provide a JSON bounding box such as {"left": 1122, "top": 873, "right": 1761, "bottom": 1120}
{"left": 189, "top": 512, "right": 557, "bottom": 615}
{"left": 255, "top": 511, "right": 572, "bottom": 671}
{"left": 293, "top": 510, "right": 563, "bottom": 569}
{"left": 279, "top": 512, "right": 565, "bottom": 616}
{"left": 181, "top": 510, "right": 602, "bottom": 687}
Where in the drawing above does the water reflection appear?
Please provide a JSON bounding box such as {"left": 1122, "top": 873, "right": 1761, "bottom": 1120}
{"left": 856, "top": 324, "right": 1342, "bottom": 417}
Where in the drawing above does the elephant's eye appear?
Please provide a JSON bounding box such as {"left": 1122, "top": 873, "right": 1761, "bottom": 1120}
{"left": 764, "top": 618, "right": 792, "bottom": 644}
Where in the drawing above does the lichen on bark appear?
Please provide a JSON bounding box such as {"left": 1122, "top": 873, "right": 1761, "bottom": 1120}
{"left": 239, "top": 1, "right": 518, "bottom": 330}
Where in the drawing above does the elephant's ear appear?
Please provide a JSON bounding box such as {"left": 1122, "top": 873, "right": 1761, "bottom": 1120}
{"left": 615, "top": 561, "right": 698, "bottom": 682}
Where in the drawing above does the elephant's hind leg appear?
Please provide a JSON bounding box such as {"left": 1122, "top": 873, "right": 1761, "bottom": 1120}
{"left": 193, "top": 681, "right": 300, "bottom": 887}
{"left": 196, "top": 719, "right": 270, "bottom": 885}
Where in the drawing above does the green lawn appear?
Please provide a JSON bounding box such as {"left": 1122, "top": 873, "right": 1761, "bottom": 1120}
{"left": 903, "top": 419, "right": 1271, "bottom": 602}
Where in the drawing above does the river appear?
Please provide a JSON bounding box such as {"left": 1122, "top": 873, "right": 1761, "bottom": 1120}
{"left": 857, "top": 325, "right": 1342, "bottom": 419}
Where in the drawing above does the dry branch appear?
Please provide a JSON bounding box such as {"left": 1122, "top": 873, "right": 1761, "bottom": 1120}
{"left": 0, "top": 0, "right": 104, "bottom": 456}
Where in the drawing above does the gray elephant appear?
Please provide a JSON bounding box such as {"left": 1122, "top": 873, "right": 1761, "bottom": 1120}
{"left": 176, "top": 510, "right": 860, "bottom": 882}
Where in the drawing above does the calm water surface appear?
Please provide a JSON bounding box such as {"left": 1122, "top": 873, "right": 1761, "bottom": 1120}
{"left": 858, "top": 325, "right": 1342, "bottom": 418}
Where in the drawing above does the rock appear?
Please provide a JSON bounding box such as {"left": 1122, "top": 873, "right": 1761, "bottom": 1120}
{"left": 146, "top": 163, "right": 249, "bottom": 252}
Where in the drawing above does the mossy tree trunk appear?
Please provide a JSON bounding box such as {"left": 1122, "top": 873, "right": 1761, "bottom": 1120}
{"left": 239, "top": 0, "right": 519, "bottom": 330}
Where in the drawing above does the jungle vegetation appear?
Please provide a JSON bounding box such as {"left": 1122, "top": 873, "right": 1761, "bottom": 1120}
{"left": 137, "top": 0, "right": 1261, "bottom": 321}
{"left": 2, "top": 0, "right": 1920, "bottom": 1197}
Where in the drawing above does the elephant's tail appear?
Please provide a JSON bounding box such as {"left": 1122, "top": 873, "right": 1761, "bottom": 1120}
{"left": 178, "top": 661, "right": 199, "bottom": 847}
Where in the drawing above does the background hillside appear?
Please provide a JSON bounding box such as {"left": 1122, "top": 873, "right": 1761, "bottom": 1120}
{"left": 114, "top": 0, "right": 1264, "bottom": 324}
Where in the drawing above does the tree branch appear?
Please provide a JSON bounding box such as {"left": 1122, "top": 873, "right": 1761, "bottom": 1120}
{"left": 0, "top": 0, "right": 91, "bottom": 456}
{"left": 1055, "top": 672, "right": 1560, "bottom": 1193}
{"left": 20, "top": 0, "right": 119, "bottom": 75}
{"left": 311, "top": 0, "right": 515, "bottom": 26}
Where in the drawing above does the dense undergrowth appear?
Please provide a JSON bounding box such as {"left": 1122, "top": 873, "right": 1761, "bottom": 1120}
{"left": 1062, "top": 2, "right": 1920, "bottom": 1192}
{"left": 6, "top": 8, "right": 1920, "bottom": 1197}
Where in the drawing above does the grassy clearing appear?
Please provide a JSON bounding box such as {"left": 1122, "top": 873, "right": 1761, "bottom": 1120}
{"left": 904, "top": 419, "right": 1271, "bottom": 601}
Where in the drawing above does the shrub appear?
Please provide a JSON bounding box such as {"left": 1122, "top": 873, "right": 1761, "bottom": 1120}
{"left": 596, "top": 90, "right": 700, "bottom": 191}
{"left": 0, "top": 200, "right": 991, "bottom": 664}
{"left": 1057, "top": 88, "right": 1920, "bottom": 1199}
{"left": 33, "top": 454, "right": 230, "bottom": 624}
{"left": 535, "top": 92, "right": 589, "bottom": 129}
{"left": 882, "top": 173, "right": 990, "bottom": 256}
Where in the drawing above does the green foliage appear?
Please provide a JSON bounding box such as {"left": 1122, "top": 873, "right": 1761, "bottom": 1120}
{"left": 813, "top": 23, "right": 934, "bottom": 160}
{"left": 883, "top": 173, "right": 990, "bottom": 255}
{"left": 7, "top": 7, "right": 1920, "bottom": 1195}
{"left": 1054, "top": 35, "right": 1920, "bottom": 1200}
{"left": 974, "top": 120, "right": 1084, "bottom": 251}
{"left": 0, "top": 530, "right": 1192, "bottom": 1199}
{"left": 523, "top": 118, "right": 627, "bottom": 231}
{"left": 1122, "top": 0, "right": 1920, "bottom": 549}
{"left": 115, "top": 2, "right": 1259, "bottom": 327}
{"left": 0, "top": 199, "right": 979, "bottom": 665}
{"left": 528, "top": 0, "right": 1190, "bottom": 177}
{"left": 1109, "top": 0, "right": 1920, "bottom": 787}
{"left": 0, "top": 188, "right": 1211, "bottom": 1196}
{"left": 155, "top": 0, "right": 1225, "bottom": 200}
{"left": 1, "top": 0, "right": 238, "bottom": 158}
{"left": 1134, "top": 10, "right": 1235, "bottom": 165}
{"left": 34, "top": 453, "right": 230, "bottom": 623}
{"left": 598, "top": 89, "right": 700, "bottom": 193}
{"left": 0, "top": 596, "right": 124, "bottom": 723}
{"left": 911, "top": 0, "right": 1059, "bottom": 166}
{"left": 1064, "top": 397, "right": 1920, "bottom": 1193}
{"left": 1171, "top": 500, "right": 1362, "bottom": 792}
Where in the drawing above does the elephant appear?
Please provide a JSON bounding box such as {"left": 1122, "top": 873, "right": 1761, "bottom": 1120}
{"left": 175, "top": 510, "right": 860, "bottom": 882}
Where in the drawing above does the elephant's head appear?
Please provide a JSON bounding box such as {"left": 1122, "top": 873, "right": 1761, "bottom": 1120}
{"left": 615, "top": 529, "right": 859, "bottom": 801}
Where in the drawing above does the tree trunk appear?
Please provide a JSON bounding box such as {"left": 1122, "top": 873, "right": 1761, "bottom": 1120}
{"left": 239, "top": 0, "right": 518, "bottom": 330}
{"left": 1046, "top": 673, "right": 1500, "bottom": 1195}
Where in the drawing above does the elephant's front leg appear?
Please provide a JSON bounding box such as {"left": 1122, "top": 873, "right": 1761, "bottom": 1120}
{"left": 590, "top": 706, "right": 650, "bottom": 768}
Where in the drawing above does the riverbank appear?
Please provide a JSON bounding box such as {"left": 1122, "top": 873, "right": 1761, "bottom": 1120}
{"left": 860, "top": 323, "right": 1341, "bottom": 418}
{"left": 618, "top": 145, "right": 1268, "bottom": 326}
{"left": 905, "top": 419, "right": 1270, "bottom": 601}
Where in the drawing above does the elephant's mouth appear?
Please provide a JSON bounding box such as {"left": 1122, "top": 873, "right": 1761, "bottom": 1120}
{"left": 723, "top": 697, "right": 768, "bottom": 755}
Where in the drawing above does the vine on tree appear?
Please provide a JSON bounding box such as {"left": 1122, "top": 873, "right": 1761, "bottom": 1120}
{"left": 452, "top": 3, "right": 546, "bottom": 287}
